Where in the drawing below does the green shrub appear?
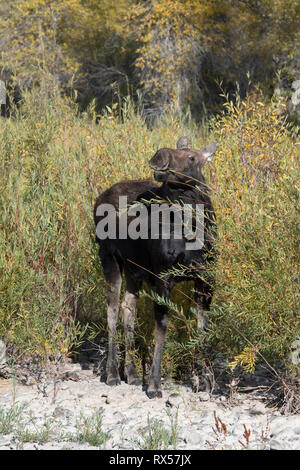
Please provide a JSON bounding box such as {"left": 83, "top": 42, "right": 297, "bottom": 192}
{"left": 207, "top": 91, "right": 300, "bottom": 372}
{"left": 134, "top": 409, "right": 179, "bottom": 450}
{"left": 73, "top": 410, "right": 110, "bottom": 447}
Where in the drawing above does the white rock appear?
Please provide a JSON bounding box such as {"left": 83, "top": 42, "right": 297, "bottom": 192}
{"left": 166, "top": 393, "right": 183, "bottom": 408}
{"left": 270, "top": 416, "right": 300, "bottom": 438}
{"left": 198, "top": 392, "right": 210, "bottom": 402}
{"left": 247, "top": 403, "right": 266, "bottom": 416}
{"left": 187, "top": 431, "right": 203, "bottom": 446}
{"left": 270, "top": 439, "right": 292, "bottom": 450}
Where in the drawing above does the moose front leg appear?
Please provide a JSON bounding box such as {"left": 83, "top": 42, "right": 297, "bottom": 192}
{"left": 194, "top": 279, "right": 213, "bottom": 331}
{"left": 147, "top": 304, "right": 168, "bottom": 399}
{"left": 121, "top": 300, "right": 142, "bottom": 386}
{"left": 121, "top": 273, "right": 142, "bottom": 385}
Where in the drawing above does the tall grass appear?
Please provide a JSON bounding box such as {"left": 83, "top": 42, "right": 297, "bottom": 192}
{"left": 0, "top": 86, "right": 299, "bottom": 377}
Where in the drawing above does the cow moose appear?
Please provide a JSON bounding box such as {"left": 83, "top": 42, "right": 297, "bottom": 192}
{"left": 94, "top": 137, "right": 218, "bottom": 398}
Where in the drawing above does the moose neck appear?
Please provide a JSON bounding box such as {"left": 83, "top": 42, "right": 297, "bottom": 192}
{"left": 162, "top": 177, "right": 210, "bottom": 205}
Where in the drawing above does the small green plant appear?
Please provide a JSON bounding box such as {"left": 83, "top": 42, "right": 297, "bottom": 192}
{"left": 17, "top": 415, "right": 60, "bottom": 444}
{"left": 134, "top": 409, "right": 179, "bottom": 450}
{"left": 0, "top": 403, "right": 67, "bottom": 444}
{"left": 73, "top": 410, "right": 110, "bottom": 447}
{"left": 0, "top": 403, "right": 27, "bottom": 434}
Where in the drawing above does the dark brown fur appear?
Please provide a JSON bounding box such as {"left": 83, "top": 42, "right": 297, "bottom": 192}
{"left": 94, "top": 139, "right": 218, "bottom": 397}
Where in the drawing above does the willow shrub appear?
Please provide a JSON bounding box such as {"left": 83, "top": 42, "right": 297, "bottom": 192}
{"left": 163, "top": 92, "right": 300, "bottom": 378}
{"left": 207, "top": 92, "right": 299, "bottom": 373}
{"left": 0, "top": 87, "right": 299, "bottom": 378}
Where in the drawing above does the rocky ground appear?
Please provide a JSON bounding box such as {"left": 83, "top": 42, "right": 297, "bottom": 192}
{"left": 0, "top": 355, "right": 300, "bottom": 451}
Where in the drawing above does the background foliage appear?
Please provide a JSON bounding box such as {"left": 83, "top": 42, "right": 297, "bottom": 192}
{"left": 1, "top": 0, "right": 300, "bottom": 116}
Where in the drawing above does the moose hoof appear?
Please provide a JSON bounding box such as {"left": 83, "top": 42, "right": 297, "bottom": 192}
{"left": 146, "top": 390, "right": 163, "bottom": 399}
{"left": 125, "top": 366, "right": 142, "bottom": 386}
{"left": 106, "top": 377, "right": 121, "bottom": 386}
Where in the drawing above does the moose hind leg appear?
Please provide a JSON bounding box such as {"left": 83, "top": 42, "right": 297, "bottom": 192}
{"left": 121, "top": 275, "right": 142, "bottom": 385}
{"left": 100, "top": 249, "right": 122, "bottom": 386}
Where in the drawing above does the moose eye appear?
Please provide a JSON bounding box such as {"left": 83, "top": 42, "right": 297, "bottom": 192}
{"left": 188, "top": 155, "right": 195, "bottom": 162}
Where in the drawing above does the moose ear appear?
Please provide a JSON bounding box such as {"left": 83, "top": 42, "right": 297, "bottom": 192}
{"left": 201, "top": 142, "right": 219, "bottom": 162}
{"left": 149, "top": 149, "right": 171, "bottom": 171}
{"left": 176, "top": 136, "right": 189, "bottom": 149}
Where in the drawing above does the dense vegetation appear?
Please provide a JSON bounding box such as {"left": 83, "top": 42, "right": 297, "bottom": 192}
{"left": 0, "top": 1, "right": 299, "bottom": 379}
{"left": 0, "top": 86, "right": 299, "bottom": 377}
